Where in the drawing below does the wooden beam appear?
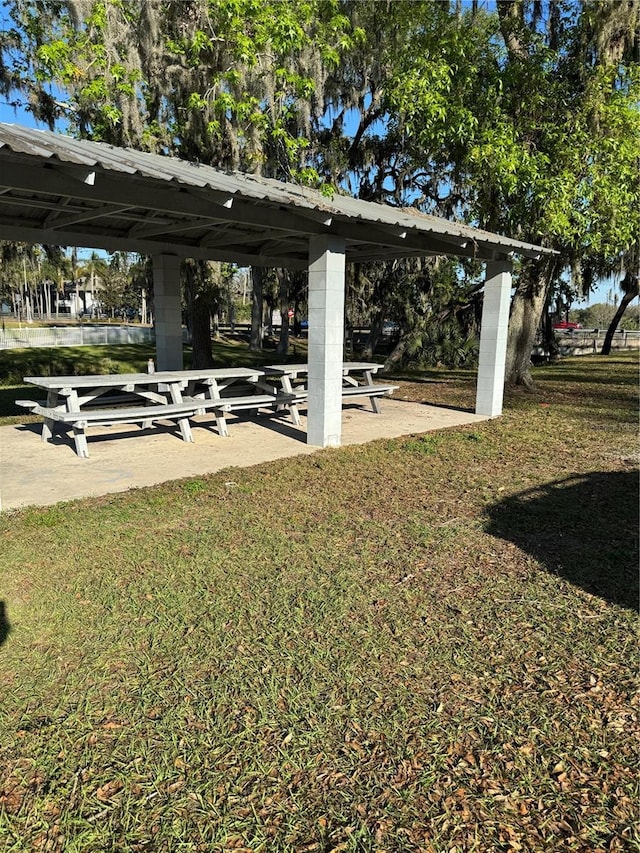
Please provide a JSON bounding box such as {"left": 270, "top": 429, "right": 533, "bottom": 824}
{"left": 45, "top": 204, "right": 135, "bottom": 230}
{"left": 0, "top": 194, "right": 85, "bottom": 214}
{"left": 0, "top": 221, "right": 310, "bottom": 268}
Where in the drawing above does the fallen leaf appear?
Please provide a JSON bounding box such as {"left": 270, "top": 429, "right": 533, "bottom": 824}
{"left": 95, "top": 779, "right": 124, "bottom": 802}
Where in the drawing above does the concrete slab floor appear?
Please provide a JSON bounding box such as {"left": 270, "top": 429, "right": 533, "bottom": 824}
{"left": 0, "top": 400, "right": 489, "bottom": 511}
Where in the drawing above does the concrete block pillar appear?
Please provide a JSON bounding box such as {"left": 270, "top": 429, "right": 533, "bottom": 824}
{"left": 307, "top": 235, "right": 346, "bottom": 446}
{"left": 152, "top": 253, "right": 183, "bottom": 371}
{"left": 475, "top": 259, "right": 513, "bottom": 417}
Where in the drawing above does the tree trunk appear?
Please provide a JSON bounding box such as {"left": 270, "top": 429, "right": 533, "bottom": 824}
{"left": 383, "top": 331, "right": 412, "bottom": 372}
{"left": 276, "top": 269, "right": 290, "bottom": 357}
{"left": 541, "top": 290, "right": 560, "bottom": 361}
{"left": 505, "top": 258, "right": 556, "bottom": 388}
{"left": 601, "top": 275, "right": 637, "bottom": 355}
{"left": 264, "top": 296, "right": 275, "bottom": 336}
{"left": 250, "top": 266, "right": 264, "bottom": 352}
{"left": 184, "top": 260, "right": 214, "bottom": 368}
{"left": 363, "top": 311, "right": 384, "bottom": 360}
{"left": 189, "top": 296, "right": 214, "bottom": 367}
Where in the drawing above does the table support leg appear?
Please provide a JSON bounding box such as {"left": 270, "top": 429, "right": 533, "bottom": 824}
{"left": 167, "top": 385, "right": 194, "bottom": 442}
{"left": 281, "top": 376, "right": 302, "bottom": 426}
{"left": 72, "top": 426, "right": 89, "bottom": 458}
{"left": 363, "top": 370, "right": 381, "bottom": 413}
{"left": 41, "top": 389, "right": 57, "bottom": 442}
{"left": 288, "top": 403, "right": 302, "bottom": 426}
{"left": 41, "top": 418, "right": 54, "bottom": 443}
{"left": 202, "top": 381, "right": 229, "bottom": 437}
{"left": 176, "top": 415, "right": 194, "bottom": 443}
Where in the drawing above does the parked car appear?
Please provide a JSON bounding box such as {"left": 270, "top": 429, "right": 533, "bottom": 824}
{"left": 553, "top": 321, "right": 582, "bottom": 331}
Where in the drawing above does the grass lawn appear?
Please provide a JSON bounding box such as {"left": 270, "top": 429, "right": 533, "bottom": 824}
{"left": 0, "top": 351, "right": 638, "bottom": 852}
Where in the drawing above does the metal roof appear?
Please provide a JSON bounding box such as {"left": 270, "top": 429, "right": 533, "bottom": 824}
{"left": 0, "top": 123, "right": 554, "bottom": 268}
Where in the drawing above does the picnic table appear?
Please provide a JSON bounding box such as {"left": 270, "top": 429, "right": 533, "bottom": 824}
{"left": 18, "top": 367, "right": 297, "bottom": 457}
{"left": 262, "top": 361, "right": 398, "bottom": 414}
{"left": 17, "top": 362, "right": 397, "bottom": 458}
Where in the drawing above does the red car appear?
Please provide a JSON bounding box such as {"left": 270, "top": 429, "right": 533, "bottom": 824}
{"left": 553, "top": 321, "right": 582, "bottom": 330}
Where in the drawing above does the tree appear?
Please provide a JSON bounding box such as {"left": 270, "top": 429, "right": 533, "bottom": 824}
{"left": 3, "top": 1, "right": 637, "bottom": 379}
{"left": 378, "top": 257, "right": 484, "bottom": 371}
{"left": 2, "top": 0, "right": 358, "bottom": 362}
{"left": 376, "top": 0, "right": 639, "bottom": 385}
{"left": 0, "top": 241, "right": 34, "bottom": 319}
{"left": 0, "top": 241, "right": 68, "bottom": 320}
{"left": 601, "top": 247, "right": 640, "bottom": 354}
{"left": 79, "top": 252, "right": 109, "bottom": 318}
{"left": 98, "top": 252, "right": 138, "bottom": 319}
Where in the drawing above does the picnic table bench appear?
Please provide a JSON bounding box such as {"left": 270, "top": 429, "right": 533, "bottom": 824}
{"left": 15, "top": 398, "right": 224, "bottom": 459}
{"left": 263, "top": 361, "right": 398, "bottom": 414}
{"left": 19, "top": 368, "right": 297, "bottom": 457}
{"left": 18, "top": 362, "right": 397, "bottom": 458}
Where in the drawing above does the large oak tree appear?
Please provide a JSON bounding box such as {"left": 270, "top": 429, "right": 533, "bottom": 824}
{"left": 1, "top": 0, "right": 358, "bottom": 363}
{"left": 355, "top": 0, "right": 639, "bottom": 385}
{"left": 2, "top": 1, "right": 638, "bottom": 380}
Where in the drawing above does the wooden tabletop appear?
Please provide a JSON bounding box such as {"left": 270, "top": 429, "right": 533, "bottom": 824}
{"left": 263, "top": 362, "right": 383, "bottom": 376}
{"left": 24, "top": 366, "right": 265, "bottom": 390}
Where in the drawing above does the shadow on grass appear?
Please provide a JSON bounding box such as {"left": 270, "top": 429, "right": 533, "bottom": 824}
{"left": 0, "top": 601, "right": 10, "bottom": 646}
{"left": 486, "top": 471, "right": 639, "bottom": 611}
{"left": 385, "top": 368, "right": 476, "bottom": 383}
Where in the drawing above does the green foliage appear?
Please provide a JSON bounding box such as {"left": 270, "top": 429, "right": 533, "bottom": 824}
{"left": 353, "top": 256, "right": 482, "bottom": 369}
{"left": 408, "top": 320, "right": 479, "bottom": 370}
{"left": 397, "top": 434, "right": 441, "bottom": 455}
{"left": 381, "top": 2, "right": 639, "bottom": 271}
{"left": 2, "top": 0, "right": 638, "bottom": 374}
{"left": 4, "top": 0, "right": 358, "bottom": 170}
{"left": 572, "top": 301, "right": 640, "bottom": 331}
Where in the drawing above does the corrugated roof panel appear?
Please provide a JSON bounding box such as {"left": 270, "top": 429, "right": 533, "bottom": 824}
{"left": 0, "top": 123, "right": 61, "bottom": 160}
{"left": 0, "top": 123, "right": 554, "bottom": 260}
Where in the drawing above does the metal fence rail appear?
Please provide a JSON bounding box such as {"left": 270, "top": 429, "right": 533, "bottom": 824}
{"left": 1, "top": 322, "right": 638, "bottom": 353}
{"left": 533, "top": 329, "right": 640, "bottom": 359}
{"left": 555, "top": 329, "right": 640, "bottom": 344}
{"left": 0, "top": 324, "right": 157, "bottom": 350}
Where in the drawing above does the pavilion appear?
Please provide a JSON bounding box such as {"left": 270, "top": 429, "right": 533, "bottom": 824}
{"left": 0, "top": 123, "right": 555, "bottom": 447}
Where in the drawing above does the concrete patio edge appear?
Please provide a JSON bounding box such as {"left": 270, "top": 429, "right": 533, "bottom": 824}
{"left": 1, "top": 399, "right": 490, "bottom": 511}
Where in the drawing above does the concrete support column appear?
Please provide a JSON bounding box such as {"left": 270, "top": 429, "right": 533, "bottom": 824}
{"left": 475, "top": 259, "right": 513, "bottom": 417}
{"left": 307, "top": 235, "right": 346, "bottom": 446}
{"left": 152, "top": 254, "right": 183, "bottom": 371}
